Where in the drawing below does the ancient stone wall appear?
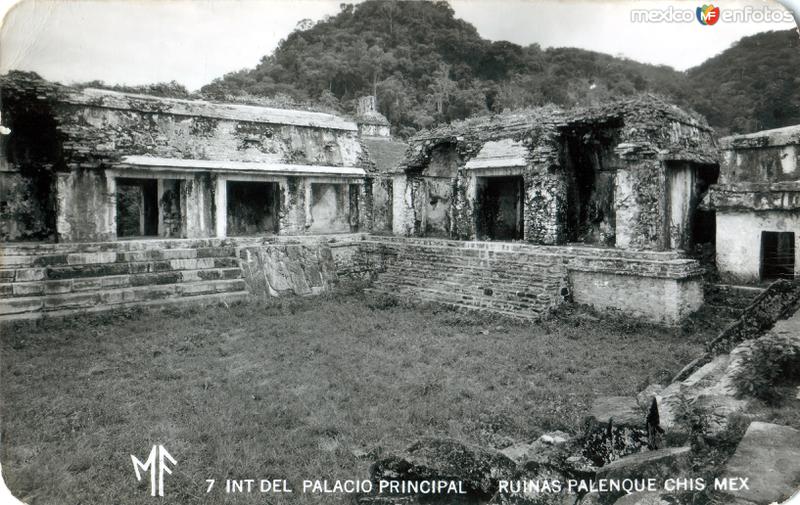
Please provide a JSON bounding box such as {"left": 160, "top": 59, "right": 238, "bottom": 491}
{"left": 0, "top": 73, "right": 375, "bottom": 243}
{"left": 54, "top": 88, "right": 366, "bottom": 170}
{"left": 363, "top": 236, "right": 704, "bottom": 323}
{"left": 719, "top": 126, "right": 800, "bottom": 184}
{"left": 395, "top": 97, "right": 718, "bottom": 252}
{"left": 709, "top": 125, "right": 800, "bottom": 282}
{"left": 715, "top": 211, "right": 800, "bottom": 283}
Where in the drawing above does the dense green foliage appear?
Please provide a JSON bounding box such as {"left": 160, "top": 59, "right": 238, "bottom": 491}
{"left": 206, "top": 2, "right": 799, "bottom": 137}
{"left": 687, "top": 29, "right": 800, "bottom": 135}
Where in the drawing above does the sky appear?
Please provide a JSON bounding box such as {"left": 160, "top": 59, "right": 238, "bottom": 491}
{"left": 0, "top": 0, "right": 797, "bottom": 91}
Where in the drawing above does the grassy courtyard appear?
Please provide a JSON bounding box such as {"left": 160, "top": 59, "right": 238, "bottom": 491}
{"left": 0, "top": 286, "right": 720, "bottom": 504}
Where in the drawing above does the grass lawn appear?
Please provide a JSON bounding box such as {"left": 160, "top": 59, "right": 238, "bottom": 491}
{"left": 0, "top": 287, "right": 720, "bottom": 504}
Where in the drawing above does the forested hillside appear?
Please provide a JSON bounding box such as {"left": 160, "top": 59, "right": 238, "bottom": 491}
{"left": 197, "top": 0, "right": 799, "bottom": 137}
{"left": 687, "top": 29, "right": 800, "bottom": 135}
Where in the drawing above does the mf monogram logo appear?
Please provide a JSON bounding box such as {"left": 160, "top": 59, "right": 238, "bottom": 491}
{"left": 131, "top": 445, "right": 177, "bottom": 496}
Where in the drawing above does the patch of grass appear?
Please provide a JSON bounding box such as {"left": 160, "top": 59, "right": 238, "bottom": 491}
{"left": 0, "top": 292, "right": 715, "bottom": 504}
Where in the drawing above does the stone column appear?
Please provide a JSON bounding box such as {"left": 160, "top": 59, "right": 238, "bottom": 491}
{"left": 392, "top": 174, "right": 412, "bottom": 236}
{"left": 214, "top": 176, "right": 227, "bottom": 238}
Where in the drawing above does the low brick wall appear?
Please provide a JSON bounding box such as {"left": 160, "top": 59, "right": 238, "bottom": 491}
{"left": 361, "top": 237, "right": 705, "bottom": 324}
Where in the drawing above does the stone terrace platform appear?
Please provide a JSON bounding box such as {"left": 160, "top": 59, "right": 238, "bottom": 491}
{"left": 362, "top": 236, "right": 705, "bottom": 324}
{"left": 2, "top": 235, "right": 706, "bottom": 324}
{"left": 0, "top": 235, "right": 366, "bottom": 321}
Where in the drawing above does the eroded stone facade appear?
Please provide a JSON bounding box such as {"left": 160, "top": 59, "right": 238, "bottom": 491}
{"left": 0, "top": 73, "right": 724, "bottom": 323}
{"left": 394, "top": 97, "right": 719, "bottom": 253}
{"left": 706, "top": 125, "right": 800, "bottom": 283}
{"left": 0, "top": 72, "right": 373, "bottom": 243}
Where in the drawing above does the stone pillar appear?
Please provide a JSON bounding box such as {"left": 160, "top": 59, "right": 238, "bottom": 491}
{"left": 303, "top": 179, "right": 313, "bottom": 232}
{"left": 451, "top": 171, "right": 476, "bottom": 240}
{"left": 105, "top": 172, "right": 117, "bottom": 241}
{"left": 614, "top": 168, "right": 634, "bottom": 249}
{"left": 214, "top": 176, "right": 227, "bottom": 238}
{"left": 392, "top": 174, "right": 413, "bottom": 236}
{"left": 524, "top": 171, "right": 566, "bottom": 245}
{"left": 157, "top": 178, "right": 166, "bottom": 237}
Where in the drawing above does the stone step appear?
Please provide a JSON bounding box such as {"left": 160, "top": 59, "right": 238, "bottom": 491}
{"left": 0, "top": 247, "right": 239, "bottom": 271}
{"left": 1, "top": 291, "right": 250, "bottom": 322}
{"left": 369, "top": 281, "right": 547, "bottom": 314}
{"left": 1, "top": 257, "right": 241, "bottom": 284}
{"left": 0, "top": 238, "right": 237, "bottom": 256}
{"left": 362, "top": 237, "right": 689, "bottom": 262}
{"left": 379, "top": 264, "right": 560, "bottom": 284}
{"left": 373, "top": 272, "right": 558, "bottom": 300}
{"left": 0, "top": 278, "right": 247, "bottom": 318}
{"left": 0, "top": 268, "right": 243, "bottom": 298}
{"left": 365, "top": 287, "right": 542, "bottom": 321}
{"left": 385, "top": 248, "right": 560, "bottom": 267}
{"left": 382, "top": 254, "right": 562, "bottom": 274}
{"left": 375, "top": 265, "right": 561, "bottom": 291}
{"left": 706, "top": 283, "right": 766, "bottom": 311}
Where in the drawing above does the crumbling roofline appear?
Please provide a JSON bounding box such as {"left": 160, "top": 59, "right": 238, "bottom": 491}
{"left": 60, "top": 88, "right": 359, "bottom": 132}
{"left": 720, "top": 124, "right": 800, "bottom": 149}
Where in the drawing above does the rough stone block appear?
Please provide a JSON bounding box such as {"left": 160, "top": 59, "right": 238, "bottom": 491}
{"left": 3, "top": 256, "right": 34, "bottom": 267}
{"left": 14, "top": 268, "right": 46, "bottom": 282}
{"left": 31, "top": 254, "right": 68, "bottom": 267}
{"left": 12, "top": 283, "right": 44, "bottom": 296}
{"left": 720, "top": 422, "right": 800, "bottom": 504}
{"left": 66, "top": 251, "right": 117, "bottom": 265}
{"left": 371, "top": 438, "right": 516, "bottom": 499}
{"left": 71, "top": 278, "right": 106, "bottom": 292}
{"left": 43, "top": 292, "right": 100, "bottom": 310}
{"left": 0, "top": 297, "right": 43, "bottom": 315}
{"left": 595, "top": 447, "right": 691, "bottom": 503}
{"left": 589, "top": 396, "right": 644, "bottom": 426}
{"left": 43, "top": 280, "right": 73, "bottom": 295}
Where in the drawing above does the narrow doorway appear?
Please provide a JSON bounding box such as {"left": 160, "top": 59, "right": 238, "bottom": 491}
{"left": 116, "top": 178, "right": 158, "bottom": 237}
{"left": 226, "top": 181, "right": 280, "bottom": 236}
{"left": 476, "top": 176, "right": 524, "bottom": 240}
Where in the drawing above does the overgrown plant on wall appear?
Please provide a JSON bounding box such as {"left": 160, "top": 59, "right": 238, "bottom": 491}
{"left": 0, "top": 176, "right": 53, "bottom": 241}
{"left": 732, "top": 333, "right": 800, "bottom": 405}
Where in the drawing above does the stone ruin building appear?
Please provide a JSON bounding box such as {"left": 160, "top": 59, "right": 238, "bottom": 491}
{"left": 0, "top": 74, "right": 382, "bottom": 243}
{"left": 0, "top": 72, "right": 795, "bottom": 324}
{"left": 705, "top": 125, "right": 800, "bottom": 283}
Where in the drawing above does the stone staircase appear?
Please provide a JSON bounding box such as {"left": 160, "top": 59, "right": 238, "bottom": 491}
{"left": 364, "top": 239, "right": 566, "bottom": 320}
{"left": 0, "top": 239, "right": 249, "bottom": 321}
{"left": 704, "top": 283, "right": 766, "bottom": 324}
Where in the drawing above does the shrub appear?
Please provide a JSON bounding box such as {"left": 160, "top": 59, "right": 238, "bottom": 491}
{"left": 731, "top": 334, "right": 800, "bottom": 405}
{"left": 367, "top": 293, "right": 400, "bottom": 310}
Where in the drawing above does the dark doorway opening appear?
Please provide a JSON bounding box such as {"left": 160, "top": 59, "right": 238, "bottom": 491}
{"left": 226, "top": 181, "right": 279, "bottom": 236}
{"left": 691, "top": 165, "right": 720, "bottom": 248}
{"left": 476, "top": 176, "right": 524, "bottom": 240}
{"left": 563, "top": 134, "right": 616, "bottom": 245}
{"left": 761, "top": 231, "right": 795, "bottom": 280}
{"left": 116, "top": 178, "right": 158, "bottom": 237}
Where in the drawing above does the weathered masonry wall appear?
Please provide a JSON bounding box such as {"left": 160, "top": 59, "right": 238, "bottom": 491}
{"left": 708, "top": 125, "right": 800, "bottom": 283}
{"left": 0, "top": 234, "right": 371, "bottom": 320}
{"left": 1, "top": 234, "right": 703, "bottom": 323}
{"left": 396, "top": 98, "right": 719, "bottom": 254}
{"left": 715, "top": 211, "right": 800, "bottom": 283}
{"left": 363, "top": 236, "right": 704, "bottom": 324}
{"left": 0, "top": 74, "right": 373, "bottom": 243}
{"left": 237, "top": 235, "right": 371, "bottom": 297}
